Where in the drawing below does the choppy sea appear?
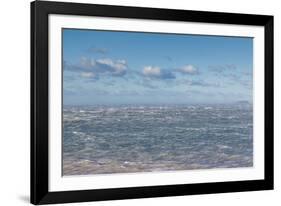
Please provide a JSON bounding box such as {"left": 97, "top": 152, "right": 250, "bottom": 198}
{"left": 63, "top": 104, "right": 253, "bottom": 175}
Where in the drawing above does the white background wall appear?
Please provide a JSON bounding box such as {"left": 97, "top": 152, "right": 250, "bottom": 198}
{"left": 0, "top": 0, "right": 279, "bottom": 205}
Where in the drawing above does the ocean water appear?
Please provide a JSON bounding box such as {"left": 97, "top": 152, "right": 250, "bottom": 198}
{"left": 63, "top": 104, "right": 253, "bottom": 176}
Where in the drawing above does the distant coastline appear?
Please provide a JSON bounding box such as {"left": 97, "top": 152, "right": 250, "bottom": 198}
{"left": 63, "top": 100, "right": 253, "bottom": 108}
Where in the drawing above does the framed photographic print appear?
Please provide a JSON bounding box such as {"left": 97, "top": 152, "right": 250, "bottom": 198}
{"left": 31, "top": 0, "right": 274, "bottom": 204}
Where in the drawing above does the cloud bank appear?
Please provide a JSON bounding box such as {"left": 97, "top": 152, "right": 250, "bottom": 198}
{"left": 65, "top": 57, "right": 128, "bottom": 79}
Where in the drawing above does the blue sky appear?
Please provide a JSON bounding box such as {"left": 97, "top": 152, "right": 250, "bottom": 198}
{"left": 63, "top": 29, "right": 253, "bottom": 105}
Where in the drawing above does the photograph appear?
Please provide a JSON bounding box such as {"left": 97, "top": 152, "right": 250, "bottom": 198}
{"left": 30, "top": 1, "right": 273, "bottom": 204}
{"left": 62, "top": 29, "right": 254, "bottom": 176}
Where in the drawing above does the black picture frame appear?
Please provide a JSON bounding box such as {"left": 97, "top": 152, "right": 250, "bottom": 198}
{"left": 31, "top": 0, "right": 274, "bottom": 204}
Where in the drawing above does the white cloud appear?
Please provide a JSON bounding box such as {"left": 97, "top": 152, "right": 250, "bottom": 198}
{"left": 142, "top": 66, "right": 161, "bottom": 77}
{"left": 177, "top": 65, "right": 198, "bottom": 74}
{"left": 142, "top": 66, "right": 175, "bottom": 80}
{"left": 95, "top": 58, "right": 127, "bottom": 75}
{"left": 68, "top": 57, "right": 128, "bottom": 77}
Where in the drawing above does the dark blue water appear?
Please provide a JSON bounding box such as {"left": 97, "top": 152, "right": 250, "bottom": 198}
{"left": 63, "top": 104, "right": 253, "bottom": 175}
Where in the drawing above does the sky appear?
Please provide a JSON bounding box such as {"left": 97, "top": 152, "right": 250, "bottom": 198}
{"left": 63, "top": 29, "right": 253, "bottom": 105}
